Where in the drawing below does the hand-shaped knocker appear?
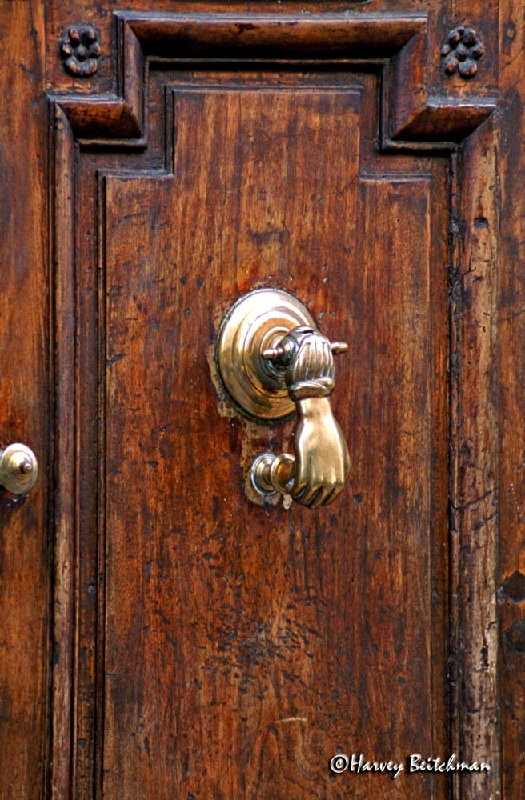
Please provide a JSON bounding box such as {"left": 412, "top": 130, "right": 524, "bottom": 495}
{"left": 252, "top": 327, "right": 350, "bottom": 508}
{"left": 216, "top": 288, "right": 351, "bottom": 510}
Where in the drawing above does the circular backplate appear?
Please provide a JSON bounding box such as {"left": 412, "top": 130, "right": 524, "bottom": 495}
{"left": 217, "top": 288, "right": 315, "bottom": 420}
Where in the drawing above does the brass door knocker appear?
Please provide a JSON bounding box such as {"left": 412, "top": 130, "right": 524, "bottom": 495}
{"left": 216, "top": 289, "right": 350, "bottom": 509}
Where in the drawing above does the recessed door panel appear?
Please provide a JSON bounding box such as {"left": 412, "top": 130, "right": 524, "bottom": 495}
{"left": 98, "top": 79, "right": 447, "bottom": 798}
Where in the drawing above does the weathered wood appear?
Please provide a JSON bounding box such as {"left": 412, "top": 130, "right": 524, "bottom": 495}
{"left": 0, "top": 2, "right": 49, "bottom": 799}
{"left": 54, "top": 10, "right": 496, "bottom": 151}
{"left": 497, "top": 1, "right": 525, "bottom": 797}
{"left": 50, "top": 106, "right": 76, "bottom": 800}
{"left": 449, "top": 124, "right": 501, "bottom": 799}
{"left": 48, "top": 4, "right": 504, "bottom": 798}
{"left": 94, "top": 88, "right": 446, "bottom": 798}
{"left": 5, "top": 0, "right": 525, "bottom": 797}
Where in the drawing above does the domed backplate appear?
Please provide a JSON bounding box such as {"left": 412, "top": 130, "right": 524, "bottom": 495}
{"left": 216, "top": 288, "right": 315, "bottom": 420}
{"left": 0, "top": 443, "right": 38, "bottom": 495}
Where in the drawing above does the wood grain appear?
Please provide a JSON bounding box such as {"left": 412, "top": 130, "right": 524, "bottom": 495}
{"left": 449, "top": 126, "right": 501, "bottom": 799}
{"left": 4, "top": 0, "right": 524, "bottom": 797}
{"left": 498, "top": 0, "right": 525, "bottom": 796}
{"left": 93, "top": 83, "right": 448, "bottom": 798}
{"left": 53, "top": 10, "right": 495, "bottom": 152}
{"left": 42, "top": 2, "right": 508, "bottom": 799}
{"left": 0, "top": 2, "right": 49, "bottom": 799}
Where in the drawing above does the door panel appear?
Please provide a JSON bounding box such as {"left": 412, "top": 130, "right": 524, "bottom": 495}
{"left": 98, "top": 80, "right": 446, "bottom": 797}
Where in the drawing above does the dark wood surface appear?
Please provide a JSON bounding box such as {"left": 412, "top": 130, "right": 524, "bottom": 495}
{"left": 498, "top": 4, "right": 525, "bottom": 797}
{"left": 1, "top": 1, "right": 524, "bottom": 798}
{"left": 0, "top": 3, "right": 49, "bottom": 799}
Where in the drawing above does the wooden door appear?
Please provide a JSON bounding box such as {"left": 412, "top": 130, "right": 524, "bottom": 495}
{"left": 2, "top": 1, "right": 525, "bottom": 798}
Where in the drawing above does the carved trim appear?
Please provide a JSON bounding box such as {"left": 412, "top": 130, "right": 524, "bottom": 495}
{"left": 448, "top": 135, "right": 501, "bottom": 798}
{"left": 441, "top": 26, "right": 484, "bottom": 79}
{"left": 51, "top": 11, "right": 497, "bottom": 151}
{"left": 49, "top": 105, "right": 77, "bottom": 800}
{"left": 59, "top": 25, "right": 101, "bottom": 77}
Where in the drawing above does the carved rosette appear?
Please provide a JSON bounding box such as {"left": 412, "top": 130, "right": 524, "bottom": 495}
{"left": 60, "top": 25, "right": 101, "bottom": 77}
{"left": 441, "top": 26, "right": 484, "bottom": 78}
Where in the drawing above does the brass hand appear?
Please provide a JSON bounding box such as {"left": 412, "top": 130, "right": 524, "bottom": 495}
{"left": 252, "top": 326, "right": 350, "bottom": 508}
{"left": 291, "top": 397, "right": 351, "bottom": 508}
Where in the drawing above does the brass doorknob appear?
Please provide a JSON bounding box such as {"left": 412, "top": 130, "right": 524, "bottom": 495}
{"left": 0, "top": 443, "right": 38, "bottom": 495}
{"left": 217, "top": 289, "right": 350, "bottom": 509}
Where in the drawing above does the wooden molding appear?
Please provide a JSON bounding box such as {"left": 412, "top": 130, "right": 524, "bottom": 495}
{"left": 52, "top": 10, "right": 497, "bottom": 150}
